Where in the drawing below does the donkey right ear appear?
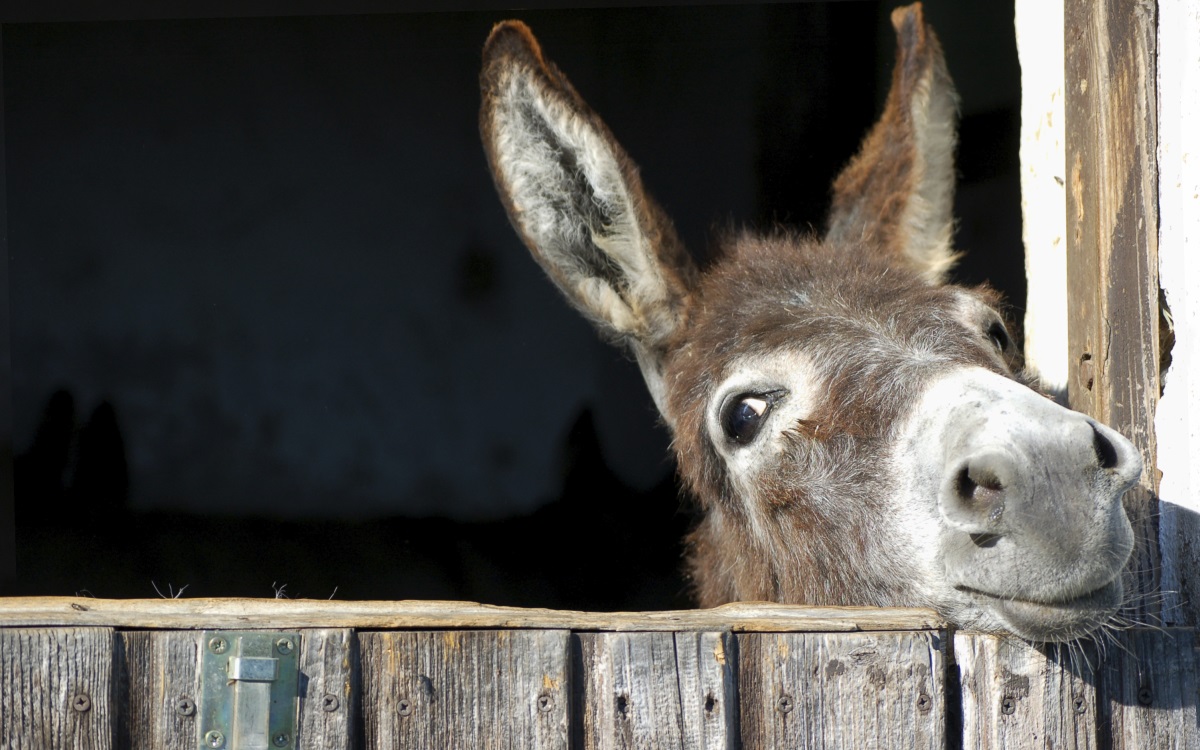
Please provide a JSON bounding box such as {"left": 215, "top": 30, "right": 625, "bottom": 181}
{"left": 824, "top": 3, "right": 960, "bottom": 285}
{"left": 480, "top": 22, "right": 697, "bottom": 387}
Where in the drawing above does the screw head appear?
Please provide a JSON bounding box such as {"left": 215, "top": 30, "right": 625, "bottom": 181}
{"left": 537, "top": 693, "right": 554, "bottom": 713}
{"left": 71, "top": 694, "right": 91, "bottom": 713}
{"left": 322, "top": 694, "right": 340, "bottom": 712}
{"left": 175, "top": 697, "right": 195, "bottom": 717}
{"left": 776, "top": 694, "right": 794, "bottom": 714}
{"left": 272, "top": 732, "right": 290, "bottom": 747}
{"left": 916, "top": 692, "right": 932, "bottom": 712}
{"left": 276, "top": 638, "right": 294, "bottom": 655}
{"left": 1073, "top": 695, "right": 1087, "bottom": 715}
{"left": 208, "top": 637, "right": 228, "bottom": 655}
{"left": 204, "top": 730, "right": 225, "bottom": 748}
{"left": 1001, "top": 696, "right": 1016, "bottom": 715}
{"left": 1137, "top": 686, "right": 1153, "bottom": 706}
{"left": 397, "top": 698, "right": 413, "bottom": 717}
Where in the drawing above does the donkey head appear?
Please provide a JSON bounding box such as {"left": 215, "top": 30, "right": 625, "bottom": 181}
{"left": 479, "top": 3, "right": 1141, "bottom": 642}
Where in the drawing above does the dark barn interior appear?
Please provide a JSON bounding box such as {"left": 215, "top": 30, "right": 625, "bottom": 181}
{"left": 0, "top": 0, "right": 1021, "bottom": 608}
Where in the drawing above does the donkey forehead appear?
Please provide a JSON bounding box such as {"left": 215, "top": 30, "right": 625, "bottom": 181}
{"left": 668, "top": 238, "right": 999, "bottom": 394}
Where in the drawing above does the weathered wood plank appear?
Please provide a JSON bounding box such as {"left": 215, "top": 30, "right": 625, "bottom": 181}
{"left": 297, "top": 628, "right": 355, "bottom": 750}
{"left": 955, "top": 633, "right": 1098, "bottom": 749}
{"left": 1097, "top": 628, "right": 1198, "bottom": 750}
{"left": 1064, "top": 0, "right": 1162, "bottom": 626}
{"left": 0, "top": 627, "right": 115, "bottom": 750}
{"left": 573, "top": 631, "right": 736, "bottom": 749}
{"left": 116, "top": 630, "right": 202, "bottom": 750}
{"left": 0, "top": 597, "right": 941, "bottom": 632}
{"left": 359, "top": 629, "right": 569, "bottom": 749}
{"left": 737, "top": 630, "right": 943, "bottom": 748}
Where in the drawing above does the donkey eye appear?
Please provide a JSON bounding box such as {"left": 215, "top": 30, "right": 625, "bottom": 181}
{"left": 721, "top": 394, "right": 775, "bottom": 445}
{"left": 986, "top": 320, "right": 1011, "bottom": 353}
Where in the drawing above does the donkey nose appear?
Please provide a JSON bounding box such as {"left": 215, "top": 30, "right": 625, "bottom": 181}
{"left": 937, "top": 416, "right": 1142, "bottom": 543}
{"left": 941, "top": 451, "right": 1018, "bottom": 539}
{"left": 1089, "top": 418, "right": 1143, "bottom": 485}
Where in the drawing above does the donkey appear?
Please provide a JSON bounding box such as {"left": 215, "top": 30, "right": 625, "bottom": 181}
{"left": 479, "top": 3, "right": 1142, "bottom": 642}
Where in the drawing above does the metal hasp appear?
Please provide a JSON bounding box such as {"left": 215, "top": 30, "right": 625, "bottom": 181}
{"left": 198, "top": 631, "right": 301, "bottom": 750}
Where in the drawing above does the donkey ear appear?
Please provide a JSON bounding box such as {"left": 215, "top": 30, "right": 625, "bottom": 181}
{"left": 480, "top": 21, "right": 697, "bottom": 413}
{"left": 825, "top": 2, "right": 960, "bottom": 285}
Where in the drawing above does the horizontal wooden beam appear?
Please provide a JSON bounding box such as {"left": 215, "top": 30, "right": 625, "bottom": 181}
{"left": 0, "top": 597, "right": 942, "bottom": 632}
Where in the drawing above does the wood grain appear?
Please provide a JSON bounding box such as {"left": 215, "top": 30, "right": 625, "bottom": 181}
{"left": 0, "top": 627, "right": 115, "bottom": 750}
{"left": 573, "top": 631, "right": 736, "bottom": 749}
{"left": 737, "top": 630, "right": 944, "bottom": 749}
{"left": 116, "top": 630, "right": 201, "bottom": 750}
{"left": 1097, "top": 628, "right": 1198, "bottom": 750}
{"left": 358, "top": 629, "right": 570, "bottom": 750}
{"left": 297, "top": 629, "right": 355, "bottom": 750}
{"left": 955, "top": 633, "right": 1098, "bottom": 749}
{"left": 1064, "top": 0, "right": 1162, "bottom": 625}
{"left": 0, "top": 596, "right": 941, "bottom": 632}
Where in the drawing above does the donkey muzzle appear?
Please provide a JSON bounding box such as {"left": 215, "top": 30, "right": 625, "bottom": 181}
{"left": 911, "top": 366, "right": 1141, "bottom": 640}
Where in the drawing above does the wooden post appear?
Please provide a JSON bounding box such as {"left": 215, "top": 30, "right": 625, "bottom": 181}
{"left": 1064, "top": 0, "right": 1162, "bottom": 626}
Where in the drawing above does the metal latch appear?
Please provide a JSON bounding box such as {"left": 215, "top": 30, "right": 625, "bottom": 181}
{"left": 198, "top": 631, "right": 300, "bottom": 750}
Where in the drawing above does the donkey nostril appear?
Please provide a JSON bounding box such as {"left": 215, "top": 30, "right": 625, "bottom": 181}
{"left": 953, "top": 464, "right": 1006, "bottom": 528}
{"left": 1092, "top": 423, "right": 1119, "bottom": 470}
{"left": 956, "top": 465, "right": 1004, "bottom": 501}
{"left": 955, "top": 467, "right": 977, "bottom": 501}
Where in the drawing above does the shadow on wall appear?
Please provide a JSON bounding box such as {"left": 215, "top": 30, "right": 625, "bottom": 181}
{"left": 12, "top": 392, "right": 692, "bottom": 609}
{"left": 15, "top": 389, "right": 129, "bottom": 527}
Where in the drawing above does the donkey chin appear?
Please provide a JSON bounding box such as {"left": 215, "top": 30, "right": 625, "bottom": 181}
{"left": 898, "top": 365, "right": 1141, "bottom": 643}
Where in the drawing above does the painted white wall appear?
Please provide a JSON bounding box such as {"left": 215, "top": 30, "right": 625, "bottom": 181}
{"left": 1014, "top": 0, "right": 1068, "bottom": 394}
{"left": 1155, "top": 0, "right": 1200, "bottom": 624}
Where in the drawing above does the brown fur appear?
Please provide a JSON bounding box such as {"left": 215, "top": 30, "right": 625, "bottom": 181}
{"left": 663, "top": 233, "right": 1016, "bottom": 606}
{"left": 827, "top": 5, "right": 959, "bottom": 281}
{"left": 479, "top": 4, "right": 1059, "bottom": 620}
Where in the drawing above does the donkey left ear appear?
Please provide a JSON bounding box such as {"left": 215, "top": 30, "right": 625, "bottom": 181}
{"left": 479, "top": 20, "right": 698, "bottom": 419}
{"left": 824, "top": 2, "right": 960, "bottom": 285}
